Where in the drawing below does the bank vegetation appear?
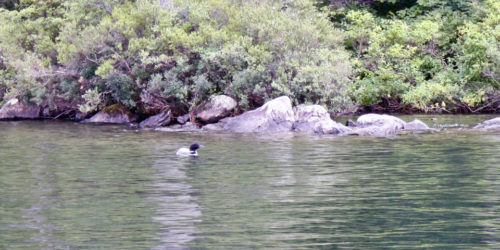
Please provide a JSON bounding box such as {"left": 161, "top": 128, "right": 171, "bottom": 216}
{"left": 0, "top": 0, "right": 498, "bottom": 119}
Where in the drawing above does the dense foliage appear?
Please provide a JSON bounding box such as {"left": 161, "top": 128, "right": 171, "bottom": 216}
{"left": 0, "top": 0, "right": 498, "bottom": 118}
{"left": 331, "top": 0, "right": 500, "bottom": 112}
{"left": 0, "top": 0, "right": 353, "bottom": 117}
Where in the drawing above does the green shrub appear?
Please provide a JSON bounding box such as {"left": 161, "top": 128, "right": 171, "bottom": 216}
{"left": 339, "top": 0, "right": 499, "bottom": 112}
{"left": 1, "top": 0, "right": 498, "bottom": 116}
{"left": 0, "top": 0, "right": 355, "bottom": 114}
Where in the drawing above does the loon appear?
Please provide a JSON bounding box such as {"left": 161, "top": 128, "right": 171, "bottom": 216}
{"left": 176, "top": 143, "right": 203, "bottom": 156}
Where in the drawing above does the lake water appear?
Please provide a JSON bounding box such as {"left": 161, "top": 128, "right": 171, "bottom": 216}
{"left": 1, "top": 115, "right": 500, "bottom": 249}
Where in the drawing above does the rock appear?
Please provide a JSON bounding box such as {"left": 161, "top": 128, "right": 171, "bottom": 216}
{"left": 404, "top": 119, "right": 430, "bottom": 130}
{"left": 292, "top": 104, "right": 350, "bottom": 134}
{"left": 473, "top": 117, "right": 500, "bottom": 130}
{"left": 0, "top": 98, "right": 41, "bottom": 120}
{"left": 82, "top": 104, "right": 137, "bottom": 124}
{"left": 292, "top": 105, "right": 329, "bottom": 132}
{"left": 356, "top": 113, "right": 406, "bottom": 128}
{"left": 139, "top": 110, "right": 172, "bottom": 128}
{"left": 176, "top": 114, "right": 190, "bottom": 124}
{"left": 195, "top": 95, "right": 237, "bottom": 123}
{"left": 222, "top": 96, "right": 295, "bottom": 133}
{"left": 313, "top": 119, "right": 352, "bottom": 135}
{"left": 348, "top": 114, "right": 431, "bottom": 137}
{"left": 156, "top": 122, "right": 201, "bottom": 132}
{"left": 349, "top": 113, "right": 406, "bottom": 137}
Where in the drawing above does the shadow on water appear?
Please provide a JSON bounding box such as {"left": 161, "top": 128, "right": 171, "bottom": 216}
{"left": 1, "top": 116, "right": 500, "bottom": 249}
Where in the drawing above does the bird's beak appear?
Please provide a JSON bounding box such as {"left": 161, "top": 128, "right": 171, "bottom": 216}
{"left": 199, "top": 145, "right": 205, "bottom": 148}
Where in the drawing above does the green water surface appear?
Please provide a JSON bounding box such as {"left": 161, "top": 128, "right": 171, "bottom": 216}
{"left": 1, "top": 115, "right": 500, "bottom": 249}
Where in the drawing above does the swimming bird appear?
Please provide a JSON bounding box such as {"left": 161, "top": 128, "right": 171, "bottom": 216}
{"left": 176, "top": 143, "right": 203, "bottom": 156}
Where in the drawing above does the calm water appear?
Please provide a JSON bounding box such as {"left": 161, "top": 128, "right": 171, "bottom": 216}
{"left": 1, "top": 115, "right": 500, "bottom": 249}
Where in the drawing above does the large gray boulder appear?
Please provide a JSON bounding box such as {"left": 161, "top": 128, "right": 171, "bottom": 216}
{"left": 195, "top": 95, "right": 237, "bottom": 123}
{"left": 473, "top": 117, "right": 500, "bottom": 130}
{"left": 82, "top": 104, "right": 137, "bottom": 124}
{"left": 349, "top": 113, "right": 406, "bottom": 137}
{"left": 0, "top": 98, "right": 41, "bottom": 120}
{"left": 139, "top": 110, "right": 172, "bottom": 128}
{"left": 222, "top": 96, "right": 295, "bottom": 133}
{"left": 356, "top": 113, "right": 406, "bottom": 128}
{"left": 349, "top": 114, "right": 430, "bottom": 137}
{"left": 293, "top": 105, "right": 350, "bottom": 134}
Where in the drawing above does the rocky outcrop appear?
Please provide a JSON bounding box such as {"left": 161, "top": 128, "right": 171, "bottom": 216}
{"left": 292, "top": 105, "right": 350, "bottom": 134}
{"left": 195, "top": 95, "right": 237, "bottom": 123}
{"left": 82, "top": 104, "right": 138, "bottom": 124}
{"left": 139, "top": 110, "right": 171, "bottom": 128}
{"left": 0, "top": 98, "right": 41, "bottom": 120}
{"left": 221, "top": 96, "right": 295, "bottom": 133}
{"left": 157, "top": 98, "right": 434, "bottom": 137}
{"left": 473, "top": 117, "right": 500, "bottom": 130}
{"left": 201, "top": 105, "right": 434, "bottom": 136}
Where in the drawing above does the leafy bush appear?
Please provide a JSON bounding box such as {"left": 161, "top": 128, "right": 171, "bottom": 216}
{"left": 0, "top": 0, "right": 354, "bottom": 115}
{"left": 336, "top": 0, "right": 500, "bottom": 112}
{"left": 1, "top": 0, "right": 499, "bottom": 116}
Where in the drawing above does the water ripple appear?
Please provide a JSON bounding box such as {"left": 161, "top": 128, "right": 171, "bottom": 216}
{"left": 1, "top": 118, "right": 500, "bottom": 248}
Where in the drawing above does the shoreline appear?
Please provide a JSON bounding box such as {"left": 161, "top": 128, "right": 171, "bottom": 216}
{"left": 1, "top": 112, "right": 498, "bottom": 135}
{"left": 1, "top": 96, "right": 500, "bottom": 136}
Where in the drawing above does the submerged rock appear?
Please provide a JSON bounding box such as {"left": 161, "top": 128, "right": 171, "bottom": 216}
{"left": 473, "top": 117, "right": 500, "bottom": 130}
{"left": 404, "top": 119, "right": 430, "bottom": 130}
{"left": 195, "top": 95, "right": 237, "bottom": 124}
{"left": 222, "top": 96, "right": 295, "bottom": 133}
{"left": 140, "top": 110, "right": 172, "bottom": 128}
{"left": 0, "top": 98, "right": 41, "bottom": 120}
{"left": 82, "top": 104, "right": 137, "bottom": 124}
{"left": 156, "top": 122, "right": 201, "bottom": 132}
{"left": 348, "top": 123, "right": 401, "bottom": 137}
{"left": 202, "top": 122, "right": 225, "bottom": 131}
{"left": 293, "top": 105, "right": 350, "bottom": 134}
